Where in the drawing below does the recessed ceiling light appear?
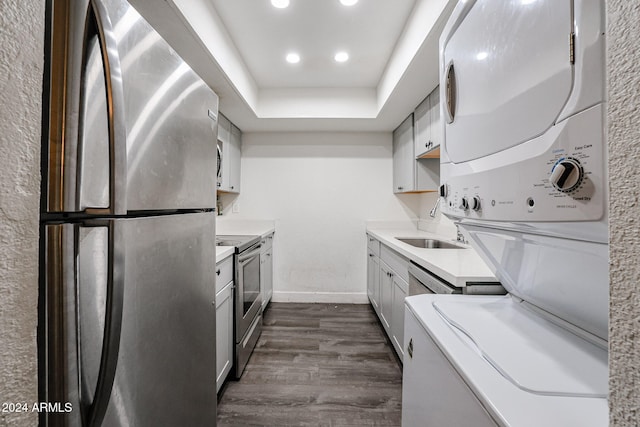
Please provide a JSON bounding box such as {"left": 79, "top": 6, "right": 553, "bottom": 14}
{"left": 334, "top": 51, "right": 349, "bottom": 63}
{"left": 340, "top": 0, "right": 359, "bottom": 5}
{"left": 476, "top": 51, "right": 488, "bottom": 60}
{"left": 286, "top": 53, "right": 300, "bottom": 64}
{"left": 271, "top": 0, "right": 290, "bottom": 9}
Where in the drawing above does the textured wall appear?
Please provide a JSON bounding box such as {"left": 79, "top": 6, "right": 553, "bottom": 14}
{"left": 608, "top": 1, "right": 640, "bottom": 426}
{"left": 0, "top": 0, "right": 44, "bottom": 426}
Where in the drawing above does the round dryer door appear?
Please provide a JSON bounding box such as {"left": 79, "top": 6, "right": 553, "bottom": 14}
{"left": 442, "top": 0, "right": 573, "bottom": 164}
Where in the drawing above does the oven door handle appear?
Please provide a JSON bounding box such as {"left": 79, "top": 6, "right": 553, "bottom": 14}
{"left": 238, "top": 245, "right": 262, "bottom": 264}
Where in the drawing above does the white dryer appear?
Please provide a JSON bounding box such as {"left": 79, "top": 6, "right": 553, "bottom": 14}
{"left": 402, "top": 0, "right": 608, "bottom": 426}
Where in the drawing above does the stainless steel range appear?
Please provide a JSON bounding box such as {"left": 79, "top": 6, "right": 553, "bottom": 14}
{"left": 217, "top": 235, "right": 263, "bottom": 378}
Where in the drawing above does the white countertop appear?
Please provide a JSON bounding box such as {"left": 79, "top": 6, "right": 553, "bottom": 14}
{"left": 216, "top": 218, "right": 275, "bottom": 239}
{"left": 216, "top": 246, "right": 234, "bottom": 263}
{"left": 215, "top": 219, "right": 275, "bottom": 263}
{"left": 366, "top": 227, "right": 498, "bottom": 288}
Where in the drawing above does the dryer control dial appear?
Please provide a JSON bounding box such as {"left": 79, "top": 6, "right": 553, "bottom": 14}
{"left": 471, "top": 196, "right": 481, "bottom": 211}
{"left": 550, "top": 158, "right": 583, "bottom": 192}
{"left": 459, "top": 197, "right": 469, "bottom": 211}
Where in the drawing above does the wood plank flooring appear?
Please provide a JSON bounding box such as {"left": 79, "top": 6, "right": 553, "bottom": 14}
{"left": 217, "top": 303, "right": 403, "bottom": 426}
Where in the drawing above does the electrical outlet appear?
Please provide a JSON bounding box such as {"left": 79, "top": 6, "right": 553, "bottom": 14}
{"left": 232, "top": 202, "right": 240, "bottom": 213}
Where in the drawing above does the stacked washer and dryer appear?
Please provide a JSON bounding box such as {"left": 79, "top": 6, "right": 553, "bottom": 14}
{"left": 402, "top": 1, "right": 608, "bottom": 426}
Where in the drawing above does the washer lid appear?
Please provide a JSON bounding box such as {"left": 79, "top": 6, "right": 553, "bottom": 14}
{"left": 462, "top": 223, "right": 609, "bottom": 341}
{"left": 442, "top": 0, "right": 573, "bottom": 163}
{"left": 433, "top": 298, "right": 608, "bottom": 398}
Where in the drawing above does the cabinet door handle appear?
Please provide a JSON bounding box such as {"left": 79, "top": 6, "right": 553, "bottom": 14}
{"left": 369, "top": 253, "right": 374, "bottom": 257}
{"left": 216, "top": 269, "right": 221, "bottom": 276}
{"left": 408, "top": 338, "right": 413, "bottom": 359}
{"left": 397, "top": 186, "right": 404, "bottom": 191}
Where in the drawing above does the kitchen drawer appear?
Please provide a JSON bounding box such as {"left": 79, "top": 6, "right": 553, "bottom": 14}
{"left": 367, "top": 235, "right": 380, "bottom": 257}
{"left": 216, "top": 255, "right": 233, "bottom": 293}
{"left": 381, "top": 244, "right": 409, "bottom": 283}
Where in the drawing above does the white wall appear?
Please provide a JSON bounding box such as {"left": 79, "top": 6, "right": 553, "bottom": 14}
{"left": 0, "top": 0, "right": 43, "bottom": 425}
{"left": 220, "top": 132, "right": 422, "bottom": 303}
{"left": 608, "top": 1, "right": 640, "bottom": 425}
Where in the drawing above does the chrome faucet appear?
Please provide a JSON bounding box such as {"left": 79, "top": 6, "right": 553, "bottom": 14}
{"left": 429, "top": 197, "right": 441, "bottom": 218}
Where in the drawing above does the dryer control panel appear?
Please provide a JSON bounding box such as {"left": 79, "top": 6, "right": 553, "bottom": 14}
{"left": 440, "top": 104, "right": 606, "bottom": 223}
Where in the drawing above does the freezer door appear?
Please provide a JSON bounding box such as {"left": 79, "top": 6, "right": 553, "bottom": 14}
{"left": 43, "top": 213, "right": 216, "bottom": 426}
{"left": 102, "top": 0, "right": 218, "bottom": 211}
{"left": 45, "top": 0, "right": 218, "bottom": 215}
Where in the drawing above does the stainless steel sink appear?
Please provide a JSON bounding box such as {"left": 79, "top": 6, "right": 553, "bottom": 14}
{"left": 395, "top": 238, "right": 466, "bottom": 249}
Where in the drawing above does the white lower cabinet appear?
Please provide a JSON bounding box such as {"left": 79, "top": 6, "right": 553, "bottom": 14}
{"left": 366, "top": 235, "right": 409, "bottom": 361}
{"left": 379, "top": 261, "right": 393, "bottom": 334}
{"left": 367, "top": 251, "right": 380, "bottom": 315}
{"left": 402, "top": 306, "right": 498, "bottom": 427}
{"left": 215, "top": 257, "right": 234, "bottom": 393}
{"left": 260, "top": 233, "right": 274, "bottom": 310}
{"left": 391, "top": 275, "right": 408, "bottom": 360}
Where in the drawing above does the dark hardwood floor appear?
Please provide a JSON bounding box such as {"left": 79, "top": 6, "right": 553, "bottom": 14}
{"left": 217, "top": 303, "right": 403, "bottom": 426}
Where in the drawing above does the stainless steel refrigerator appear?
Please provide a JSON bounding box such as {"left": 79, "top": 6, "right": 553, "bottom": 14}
{"left": 40, "top": 0, "right": 218, "bottom": 425}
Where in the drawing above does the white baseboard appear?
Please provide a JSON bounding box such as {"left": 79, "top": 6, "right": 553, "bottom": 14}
{"left": 272, "top": 291, "right": 369, "bottom": 304}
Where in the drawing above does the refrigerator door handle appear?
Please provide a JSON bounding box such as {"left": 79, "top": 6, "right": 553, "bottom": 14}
{"left": 43, "top": 221, "right": 125, "bottom": 427}
{"left": 81, "top": 0, "right": 127, "bottom": 216}
{"left": 78, "top": 221, "right": 125, "bottom": 427}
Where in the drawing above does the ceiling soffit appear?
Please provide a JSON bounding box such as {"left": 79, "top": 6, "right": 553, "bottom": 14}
{"left": 131, "top": 0, "right": 457, "bottom": 131}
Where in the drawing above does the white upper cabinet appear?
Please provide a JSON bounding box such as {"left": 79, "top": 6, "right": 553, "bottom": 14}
{"left": 393, "top": 113, "right": 440, "bottom": 194}
{"left": 414, "top": 96, "right": 431, "bottom": 158}
{"left": 414, "top": 86, "right": 441, "bottom": 158}
{"left": 393, "top": 115, "right": 415, "bottom": 193}
{"left": 217, "top": 114, "right": 241, "bottom": 193}
{"left": 228, "top": 123, "right": 242, "bottom": 193}
{"left": 218, "top": 113, "right": 230, "bottom": 146}
{"left": 428, "top": 88, "right": 441, "bottom": 153}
